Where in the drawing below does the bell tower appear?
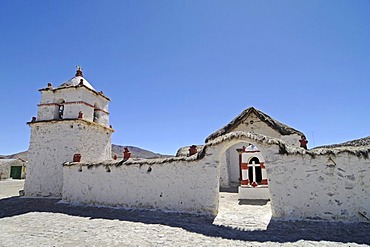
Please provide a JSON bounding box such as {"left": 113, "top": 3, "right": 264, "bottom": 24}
{"left": 24, "top": 66, "right": 114, "bottom": 198}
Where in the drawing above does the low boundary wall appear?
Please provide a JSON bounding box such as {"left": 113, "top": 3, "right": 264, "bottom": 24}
{"left": 62, "top": 157, "right": 220, "bottom": 216}
{"left": 267, "top": 145, "right": 370, "bottom": 222}
{"left": 62, "top": 131, "right": 369, "bottom": 221}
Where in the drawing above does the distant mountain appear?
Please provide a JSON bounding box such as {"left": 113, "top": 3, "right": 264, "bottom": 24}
{"left": 112, "top": 144, "right": 172, "bottom": 159}
{"left": 0, "top": 151, "right": 28, "bottom": 161}
{"left": 0, "top": 144, "right": 172, "bottom": 161}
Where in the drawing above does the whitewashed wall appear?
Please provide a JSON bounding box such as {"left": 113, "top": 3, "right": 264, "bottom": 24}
{"left": 224, "top": 142, "right": 250, "bottom": 187}
{"left": 198, "top": 132, "right": 370, "bottom": 222}
{"left": 25, "top": 120, "right": 112, "bottom": 198}
{"left": 38, "top": 87, "right": 110, "bottom": 126}
{"left": 38, "top": 127, "right": 368, "bottom": 221}
{"left": 218, "top": 151, "right": 229, "bottom": 188}
{"left": 281, "top": 134, "right": 302, "bottom": 147}
{"left": 62, "top": 157, "right": 220, "bottom": 216}
{"left": 266, "top": 148, "right": 370, "bottom": 222}
{"left": 229, "top": 113, "right": 302, "bottom": 148}
{"left": 232, "top": 114, "right": 281, "bottom": 139}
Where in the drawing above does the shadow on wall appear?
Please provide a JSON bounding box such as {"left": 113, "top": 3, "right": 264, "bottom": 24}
{"left": 0, "top": 196, "right": 369, "bottom": 245}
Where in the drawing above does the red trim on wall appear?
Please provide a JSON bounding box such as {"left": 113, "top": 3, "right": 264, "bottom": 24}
{"left": 261, "top": 179, "right": 268, "bottom": 185}
{"left": 241, "top": 180, "right": 250, "bottom": 185}
{"left": 238, "top": 152, "right": 242, "bottom": 183}
{"left": 260, "top": 162, "right": 265, "bottom": 169}
{"left": 94, "top": 108, "right": 109, "bottom": 114}
{"left": 38, "top": 101, "right": 109, "bottom": 115}
{"left": 241, "top": 163, "right": 248, "bottom": 169}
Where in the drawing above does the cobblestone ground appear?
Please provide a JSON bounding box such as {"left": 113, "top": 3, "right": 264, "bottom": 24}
{"left": 0, "top": 180, "right": 369, "bottom": 246}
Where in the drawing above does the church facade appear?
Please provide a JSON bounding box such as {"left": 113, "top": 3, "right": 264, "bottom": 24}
{"left": 25, "top": 67, "right": 369, "bottom": 222}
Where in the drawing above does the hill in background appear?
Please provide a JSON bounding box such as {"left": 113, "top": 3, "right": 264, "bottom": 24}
{"left": 112, "top": 145, "right": 172, "bottom": 159}
{"left": 0, "top": 144, "right": 172, "bottom": 161}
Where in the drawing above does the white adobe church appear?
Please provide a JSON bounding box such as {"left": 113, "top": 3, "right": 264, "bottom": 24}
{"left": 25, "top": 67, "right": 113, "bottom": 197}
{"left": 25, "top": 67, "right": 369, "bottom": 222}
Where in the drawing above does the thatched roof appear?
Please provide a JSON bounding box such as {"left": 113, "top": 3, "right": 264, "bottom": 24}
{"left": 313, "top": 136, "right": 370, "bottom": 149}
{"left": 64, "top": 154, "right": 201, "bottom": 168}
{"left": 205, "top": 107, "right": 304, "bottom": 143}
{"left": 64, "top": 131, "right": 370, "bottom": 168}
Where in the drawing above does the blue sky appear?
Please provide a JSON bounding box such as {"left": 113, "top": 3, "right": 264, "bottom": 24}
{"left": 0, "top": 0, "right": 369, "bottom": 155}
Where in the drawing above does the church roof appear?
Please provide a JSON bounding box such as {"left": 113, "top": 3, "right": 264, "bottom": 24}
{"left": 58, "top": 76, "right": 95, "bottom": 90}
{"left": 57, "top": 67, "right": 95, "bottom": 90}
{"left": 38, "top": 66, "right": 110, "bottom": 101}
{"left": 205, "top": 107, "right": 304, "bottom": 143}
{"left": 313, "top": 136, "right": 370, "bottom": 149}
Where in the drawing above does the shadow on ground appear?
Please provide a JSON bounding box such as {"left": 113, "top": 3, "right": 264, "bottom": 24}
{"left": 238, "top": 199, "right": 269, "bottom": 206}
{"left": 0, "top": 196, "right": 369, "bottom": 245}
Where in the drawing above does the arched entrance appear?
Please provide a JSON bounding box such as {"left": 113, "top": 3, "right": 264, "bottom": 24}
{"left": 217, "top": 140, "right": 270, "bottom": 200}
{"left": 221, "top": 141, "right": 251, "bottom": 190}
{"left": 214, "top": 139, "right": 272, "bottom": 229}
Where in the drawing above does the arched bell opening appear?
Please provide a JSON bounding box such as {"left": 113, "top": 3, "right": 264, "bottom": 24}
{"left": 93, "top": 103, "right": 100, "bottom": 123}
{"left": 56, "top": 99, "right": 65, "bottom": 120}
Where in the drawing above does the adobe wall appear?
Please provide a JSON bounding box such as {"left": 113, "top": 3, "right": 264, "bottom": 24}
{"left": 200, "top": 132, "right": 370, "bottom": 222}
{"left": 61, "top": 131, "right": 369, "bottom": 221}
{"left": 267, "top": 146, "right": 370, "bottom": 222}
{"left": 222, "top": 142, "right": 250, "bottom": 187}
{"left": 280, "top": 133, "right": 301, "bottom": 147}
{"left": 232, "top": 114, "right": 281, "bottom": 139}
{"left": 231, "top": 113, "right": 301, "bottom": 147}
{"left": 38, "top": 87, "right": 110, "bottom": 126}
{"left": 62, "top": 156, "right": 220, "bottom": 216}
{"left": 25, "top": 120, "right": 112, "bottom": 198}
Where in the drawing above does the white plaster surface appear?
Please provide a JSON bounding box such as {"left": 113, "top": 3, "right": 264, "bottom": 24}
{"left": 281, "top": 134, "right": 301, "bottom": 147}
{"left": 38, "top": 87, "right": 110, "bottom": 126}
{"left": 25, "top": 120, "right": 112, "bottom": 198}
{"left": 62, "top": 158, "right": 220, "bottom": 216}
{"left": 59, "top": 76, "right": 95, "bottom": 90}
{"left": 218, "top": 151, "right": 230, "bottom": 188}
{"left": 267, "top": 151, "right": 370, "bottom": 222}
{"left": 233, "top": 113, "right": 281, "bottom": 139}
{"left": 193, "top": 132, "right": 370, "bottom": 221}
{"left": 222, "top": 112, "right": 302, "bottom": 148}
{"left": 239, "top": 186, "right": 270, "bottom": 200}
{"left": 241, "top": 150, "right": 265, "bottom": 163}
{"left": 225, "top": 142, "right": 248, "bottom": 186}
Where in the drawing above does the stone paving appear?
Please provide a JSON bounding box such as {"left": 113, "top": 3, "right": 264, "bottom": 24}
{"left": 0, "top": 179, "right": 369, "bottom": 246}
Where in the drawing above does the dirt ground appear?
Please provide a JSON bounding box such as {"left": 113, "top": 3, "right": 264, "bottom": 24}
{"left": 0, "top": 179, "right": 369, "bottom": 246}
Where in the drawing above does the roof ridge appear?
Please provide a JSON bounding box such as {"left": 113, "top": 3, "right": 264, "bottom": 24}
{"left": 205, "top": 107, "right": 303, "bottom": 143}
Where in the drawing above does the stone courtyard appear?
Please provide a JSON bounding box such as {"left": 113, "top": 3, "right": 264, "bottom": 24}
{"left": 0, "top": 179, "right": 369, "bottom": 246}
